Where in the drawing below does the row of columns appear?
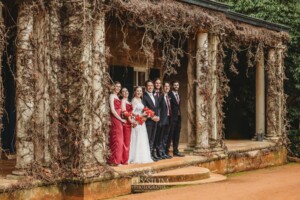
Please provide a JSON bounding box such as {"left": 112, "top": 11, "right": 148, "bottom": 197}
{"left": 11, "top": 3, "right": 286, "bottom": 172}
{"left": 187, "top": 31, "right": 285, "bottom": 154}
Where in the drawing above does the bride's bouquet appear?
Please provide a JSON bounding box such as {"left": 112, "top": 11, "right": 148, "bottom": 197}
{"left": 134, "top": 115, "right": 144, "bottom": 125}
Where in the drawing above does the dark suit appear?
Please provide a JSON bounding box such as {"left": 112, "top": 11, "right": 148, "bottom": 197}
{"left": 142, "top": 92, "right": 159, "bottom": 154}
{"left": 157, "top": 94, "right": 171, "bottom": 156}
{"left": 167, "top": 91, "right": 181, "bottom": 155}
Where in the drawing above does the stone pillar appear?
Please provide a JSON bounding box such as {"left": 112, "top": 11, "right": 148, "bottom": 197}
{"left": 185, "top": 37, "right": 196, "bottom": 152}
{"left": 0, "top": 4, "right": 4, "bottom": 159}
{"left": 194, "top": 32, "right": 210, "bottom": 153}
{"left": 15, "top": 3, "right": 35, "bottom": 169}
{"left": 48, "top": 1, "right": 62, "bottom": 161}
{"left": 62, "top": 1, "right": 107, "bottom": 176}
{"left": 33, "top": 11, "right": 51, "bottom": 165}
{"left": 255, "top": 49, "right": 265, "bottom": 140}
{"left": 92, "top": 12, "right": 109, "bottom": 164}
{"left": 209, "top": 34, "right": 219, "bottom": 141}
{"left": 276, "top": 45, "right": 285, "bottom": 137}
{"left": 266, "top": 48, "right": 278, "bottom": 140}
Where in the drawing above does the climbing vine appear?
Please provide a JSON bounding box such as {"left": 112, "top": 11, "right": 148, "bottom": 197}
{"left": 0, "top": 0, "right": 290, "bottom": 183}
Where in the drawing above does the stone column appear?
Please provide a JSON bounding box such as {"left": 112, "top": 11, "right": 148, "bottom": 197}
{"left": 185, "top": 37, "right": 196, "bottom": 152}
{"left": 0, "top": 4, "right": 4, "bottom": 159}
{"left": 255, "top": 49, "right": 265, "bottom": 140}
{"left": 209, "top": 34, "right": 219, "bottom": 141}
{"left": 266, "top": 48, "right": 278, "bottom": 140}
{"left": 48, "top": 0, "right": 62, "bottom": 161}
{"left": 194, "top": 32, "right": 210, "bottom": 153}
{"left": 276, "top": 45, "right": 285, "bottom": 137}
{"left": 62, "top": 1, "right": 107, "bottom": 176}
{"left": 33, "top": 11, "right": 52, "bottom": 166}
{"left": 92, "top": 12, "right": 109, "bottom": 164}
{"left": 15, "top": 3, "right": 35, "bottom": 169}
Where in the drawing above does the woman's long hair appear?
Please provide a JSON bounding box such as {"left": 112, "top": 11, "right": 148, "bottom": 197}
{"left": 111, "top": 81, "right": 122, "bottom": 99}
{"left": 133, "top": 86, "right": 143, "bottom": 100}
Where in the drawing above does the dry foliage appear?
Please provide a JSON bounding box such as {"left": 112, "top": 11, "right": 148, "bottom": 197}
{"left": 0, "top": 0, "right": 289, "bottom": 183}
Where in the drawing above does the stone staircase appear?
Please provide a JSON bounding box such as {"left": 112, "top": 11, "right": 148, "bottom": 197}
{"left": 131, "top": 166, "right": 226, "bottom": 193}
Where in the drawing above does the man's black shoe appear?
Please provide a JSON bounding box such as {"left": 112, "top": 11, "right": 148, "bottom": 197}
{"left": 152, "top": 152, "right": 162, "bottom": 160}
{"left": 154, "top": 155, "right": 162, "bottom": 160}
{"left": 173, "top": 152, "right": 185, "bottom": 157}
{"left": 151, "top": 156, "right": 158, "bottom": 162}
{"left": 164, "top": 154, "right": 172, "bottom": 159}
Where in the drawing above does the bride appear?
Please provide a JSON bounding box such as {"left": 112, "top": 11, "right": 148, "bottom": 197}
{"left": 128, "top": 86, "right": 153, "bottom": 164}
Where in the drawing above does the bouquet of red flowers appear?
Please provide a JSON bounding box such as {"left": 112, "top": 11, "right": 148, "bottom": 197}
{"left": 122, "top": 110, "right": 132, "bottom": 119}
{"left": 134, "top": 115, "right": 144, "bottom": 125}
{"left": 143, "top": 107, "right": 155, "bottom": 118}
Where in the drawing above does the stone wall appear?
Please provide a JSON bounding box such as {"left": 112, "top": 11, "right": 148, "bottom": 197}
{"left": 198, "top": 146, "right": 287, "bottom": 174}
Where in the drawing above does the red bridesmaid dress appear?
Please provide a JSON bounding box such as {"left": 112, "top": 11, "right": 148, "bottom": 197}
{"left": 107, "top": 98, "right": 123, "bottom": 165}
{"left": 122, "top": 102, "right": 133, "bottom": 164}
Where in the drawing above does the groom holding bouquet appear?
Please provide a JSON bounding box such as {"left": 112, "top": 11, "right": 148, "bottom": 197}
{"left": 142, "top": 80, "right": 160, "bottom": 161}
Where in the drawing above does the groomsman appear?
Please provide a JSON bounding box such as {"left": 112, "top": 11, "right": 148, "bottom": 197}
{"left": 167, "top": 81, "right": 185, "bottom": 157}
{"left": 157, "top": 82, "right": 172, "bottom": 159}
{"left": 143, "top": 80, "right": 160, "bottom": 161}
{"left": 154, "top": 78, "right": 162, "bottom": 98}
{"left": 153, "top": 78, "right": 164, "bottom": 159}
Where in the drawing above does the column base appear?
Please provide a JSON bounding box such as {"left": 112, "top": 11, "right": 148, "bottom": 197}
{"left": 184, "top": 142, "right": 196, "bottom": 153}
{"left": 252, "top": 133, "right": 266, "bottom": 142}
{"left": 193, "top": 146, "right": 226, "bottom": 158}
{"left": 266, "top": 136, "right": 280, "bottom": 142}
{"left": 73, "top": 163, "right": 104, "bottom": 178}
{"left": 193, "top": 146, "right": 211, "bottom": 156}
{"left": 7, "top": 170, "right": 27, "bottom": 180}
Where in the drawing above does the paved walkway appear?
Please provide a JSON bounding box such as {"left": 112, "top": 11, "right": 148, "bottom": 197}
{"left": 113, "top": 163, "right": 300, "bottom": 200}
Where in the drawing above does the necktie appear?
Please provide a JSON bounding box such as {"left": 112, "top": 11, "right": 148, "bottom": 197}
{"left": 166, "top": 95, "right": 171, "bottom": 116}
{"left": 175, "top": 93, "right": 180, "bottom": 104}
{"left": 175, "top": 93, "right": 180, "bottom": 116}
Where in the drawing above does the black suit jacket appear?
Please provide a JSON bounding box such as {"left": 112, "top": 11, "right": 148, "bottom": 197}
{"left": 142, "top": 92, "right": 159, "bottom": 126}
{"left": 158, "top": 94, "right": 171, "bottom": 126}
{"left": 169, "top": 91, "right": 181, "bottom": 121}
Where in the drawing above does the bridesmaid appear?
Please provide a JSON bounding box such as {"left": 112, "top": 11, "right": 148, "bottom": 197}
{"left": 107, "top": 81, "right": 126, "bottom": 166}
{"left": 121, "top": 88, "right": 134, "bottom": 165}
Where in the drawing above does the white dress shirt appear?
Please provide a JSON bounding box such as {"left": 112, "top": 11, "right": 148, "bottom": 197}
{"left": 146, "top": 91, "right": 155, "bottom": 106}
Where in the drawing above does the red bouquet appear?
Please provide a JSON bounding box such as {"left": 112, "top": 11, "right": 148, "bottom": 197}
{"left": 143, "top": 107, "right": 155, "bottom": 118}
{"left": 122, "top": 110, "right": 132, "bottom": 119}
{"left": 134, "top": 115, "right": 144, "bottom": 125}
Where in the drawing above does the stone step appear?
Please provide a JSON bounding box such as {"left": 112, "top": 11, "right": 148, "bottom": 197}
{"left": 131, "top": 166, "right": 227, "bottom": 193}
{"left": 144, "top": 166, "right": 210, "bottom": 182}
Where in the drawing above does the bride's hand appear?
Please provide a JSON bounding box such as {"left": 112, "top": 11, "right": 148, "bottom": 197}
{"left": 132, "top": 123, "right": 137, "bottom": 128}
{"left": 121, "top": 119, "right": 126, "bottom": 123}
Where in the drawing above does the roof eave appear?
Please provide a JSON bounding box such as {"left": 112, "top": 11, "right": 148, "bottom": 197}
{"left": 178, "top": 0, "right": 290, "bottom": 32}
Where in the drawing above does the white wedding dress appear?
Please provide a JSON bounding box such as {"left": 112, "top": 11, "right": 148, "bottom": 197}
{"left": 128, "top": 98, "right": 153, "bottom": 164}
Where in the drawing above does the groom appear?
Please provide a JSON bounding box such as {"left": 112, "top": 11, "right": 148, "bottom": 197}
{"left": 143, "top": 80, "right": 160, "bottom": 161}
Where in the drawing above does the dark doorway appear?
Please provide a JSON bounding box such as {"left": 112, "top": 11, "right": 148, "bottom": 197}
{"left": 109, "top": 65, "right": 134, "bottom": 99}
{"left": 223, "top": 49, "right": 256, "bottom": 140}
{"left": 1, "top": 1, "right": 18, "bottom": 155}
